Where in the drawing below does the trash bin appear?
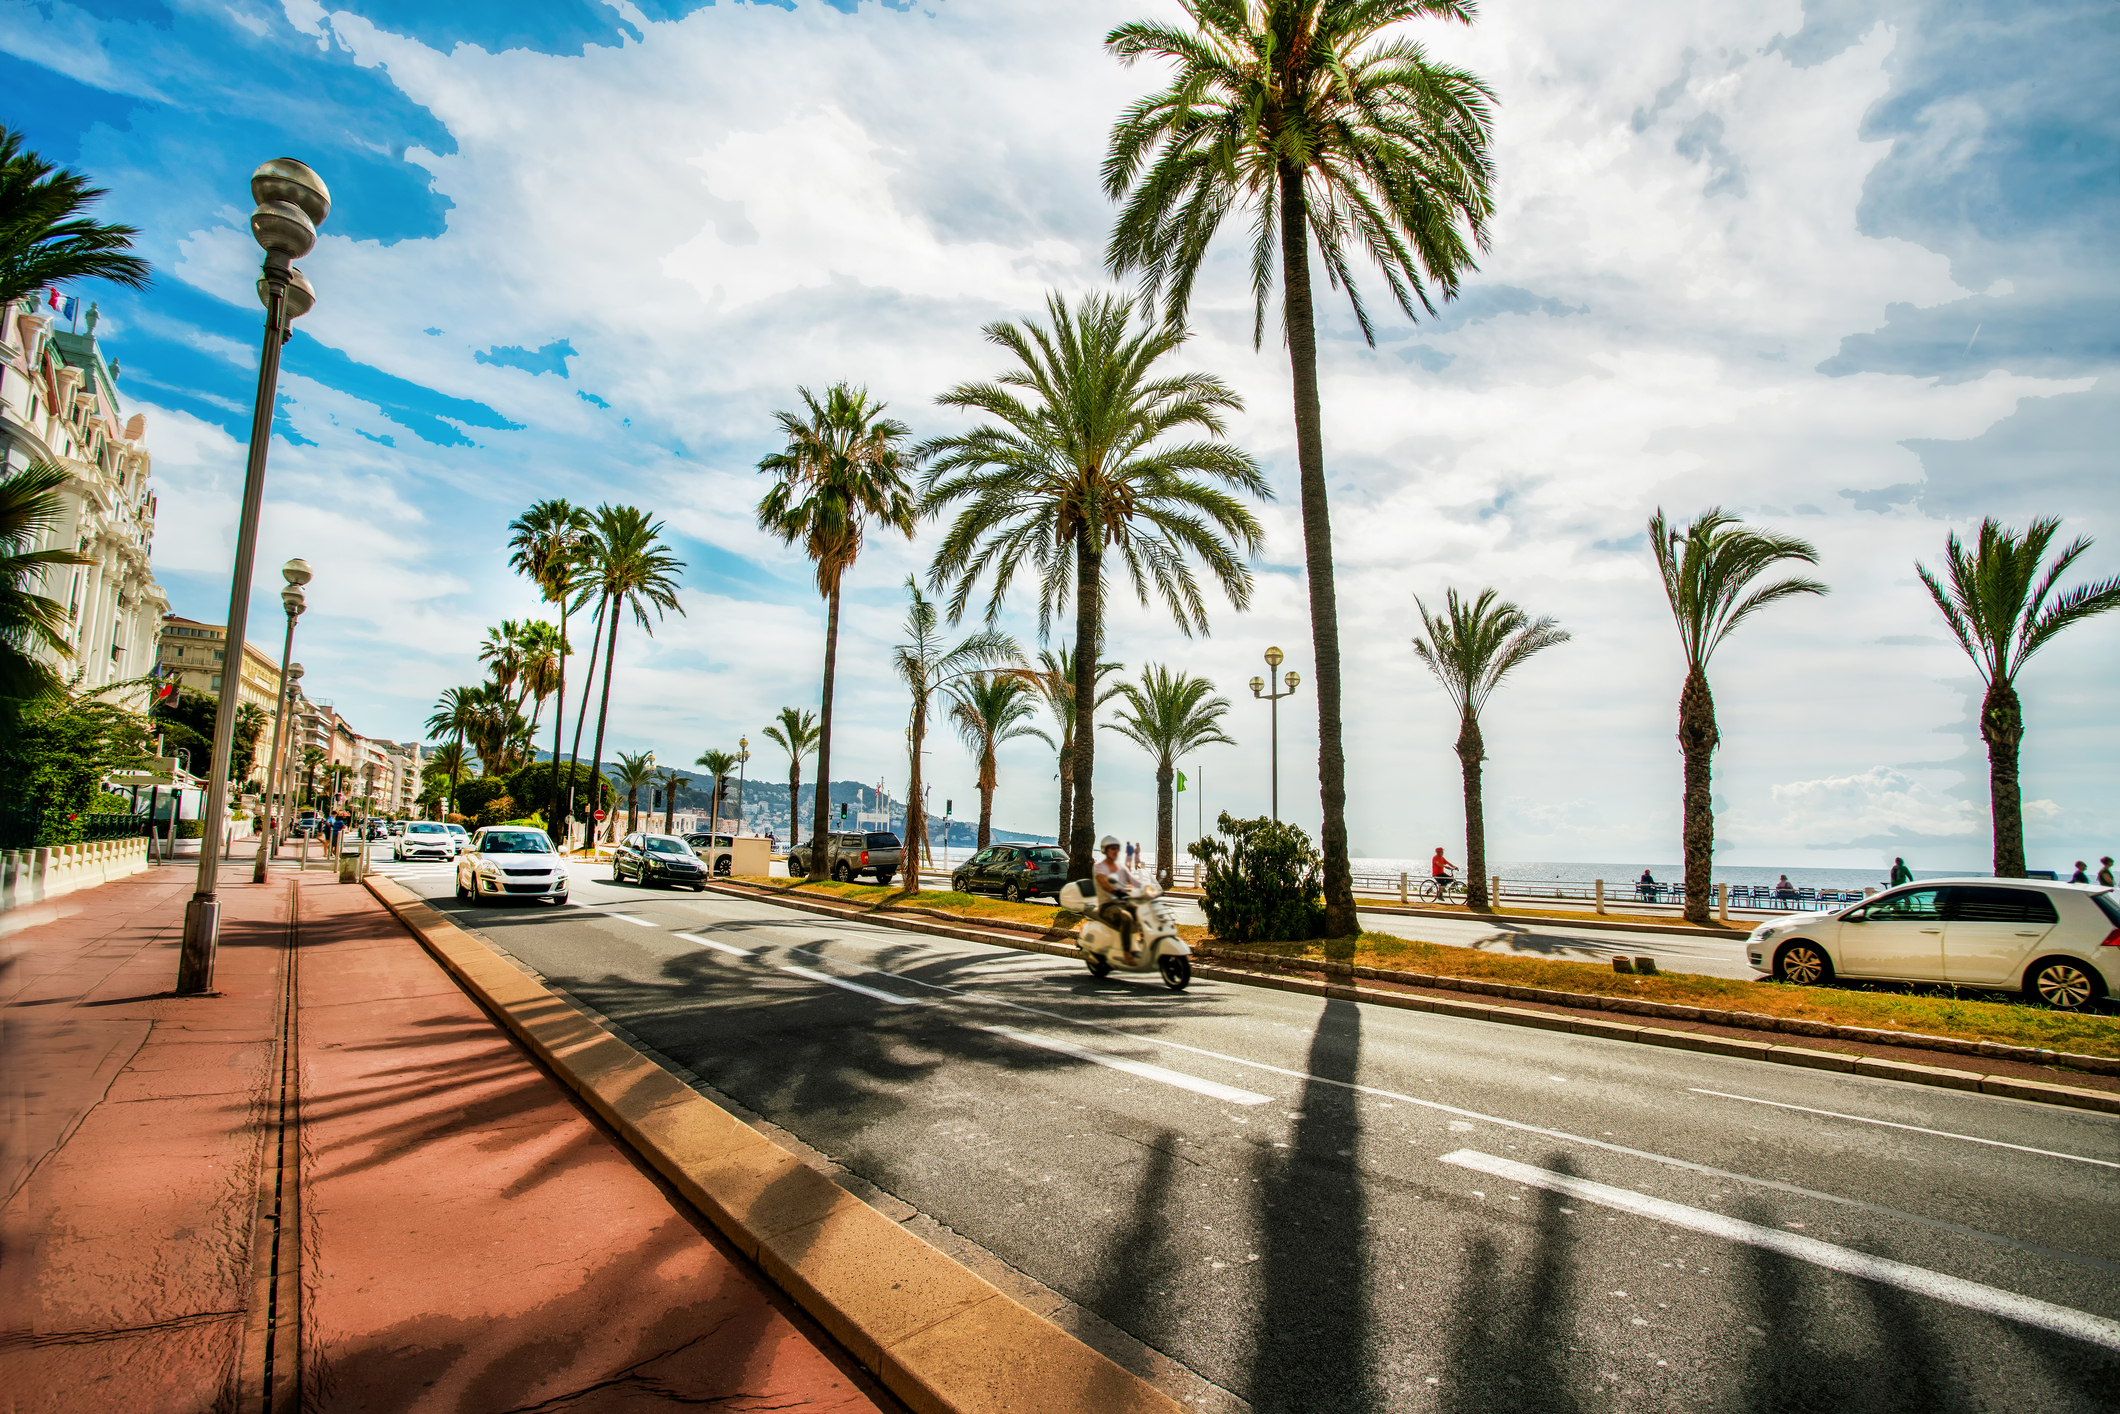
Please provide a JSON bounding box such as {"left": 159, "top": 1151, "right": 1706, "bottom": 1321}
{"left": 337, "top": 838, "right": 366, "bottom": 883}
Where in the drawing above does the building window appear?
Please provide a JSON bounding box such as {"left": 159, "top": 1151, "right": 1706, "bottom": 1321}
{"left": 211, "top": 676, "right": 222, "bottom": 690}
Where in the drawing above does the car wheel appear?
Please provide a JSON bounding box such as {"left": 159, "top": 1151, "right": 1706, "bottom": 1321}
{"left": 1003, "top": 881, "right": 1024, "bottom": 903}
{"left": 714, "top": 858, "right": 731, "bottom": 877}
{"left": 1774, "top": 940, "right": 1832, "bottom": 986}
{"left": 833, "top": 862, "right": 852, "bottom": 883}
{"left": 693, "top": 883, "right": 707, "bottom": 892}
{"left": 455, "top": 876, "right": 468, "bottom": 901}
{"left": 1085, "top": 956, "right": 1111, "bottom": 979}
{"left": 1158, "top": 955, "right": 1192, "bottom": 991}
{"left": 2025, "top": 956, "right": 2104, "bottom": 1011}
{"left": 611, "top": 864, "right": 626, "bottom": 883}
{"left": 876, "top": 871, "right": 895, "bottom": 887}
{"left": 952, "top": 875, "right": 967, "bottom": 892}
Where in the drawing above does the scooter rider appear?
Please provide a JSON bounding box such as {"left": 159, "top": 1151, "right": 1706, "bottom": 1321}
{"left": 1094, "top": 834, "right": 1144, "bottom": 965}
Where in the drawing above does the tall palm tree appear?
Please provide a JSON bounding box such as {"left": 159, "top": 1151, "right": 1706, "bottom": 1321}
{"left": 919, "top": 291, "right": 1265, "bottom": 884}
{"left": 0, "top": 126, "right": 152, "bottom": 310}
{"left": 1020, "top": 644, "right": 1124, "bottom": 853}
{"left": 761, "top": 707, "right": 820, "bottom": 849}
{"left": 300, "top": 745, "right": 327, "bottom": 807}
{"left": 0, "top": 460, "right": 92, "bottom": 705}
{"left": 580, "top": 505, "right": 684, "bottom": 841}
{"left": 613, "top": 749, "right": 656, "bottom": 835}
{"left": 758, "top": 383, "right": 919, "bottom": 878}
{"left": 478, "top": 620, "right": 526, "bottom": 709}
{"left": 561, "top": 592, "right": 609, "bottom": 840}
{"left": 1411, "top": 589, "right": 1569, "bottom": 910}
{"left": 695, "top": 749, "right": 740, "bottom": 835}
{"left": 1109, "top": 666, "right": 1237, "bottom": 888}
{"left": 425, "top": 686, "right": 479, "bottom": 817}
{"left": 893, "top": 579, "right": 1019, "bottom": 893}
{"left": 947, "top": 671, "right": 1053, "bottom": 851}
{"left": 1651, "top": 508, "right": 1828, "bottom": 923}
{"left": 515, "top": 621, "right": 565, "bottom": 739}
{"left": 1104, "top": 1, "right": 1496, "bottom": 935}
{"left": 508, "top": 498, "right": 593, "bottom": 840}
{"left": 652, "top": 766, "right": 691, "bottom": 833}
{"left": 1918, "top": 518, "right": 2120, "bottom": 877}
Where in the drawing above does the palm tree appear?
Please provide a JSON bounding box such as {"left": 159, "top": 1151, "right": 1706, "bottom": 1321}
{"left": 515, "top": 621, "right": 565, "bottom": 741}
{"left": 652, "top": 766, "right": 691, "bottom": 833}
{"left": 758, "top": 383, "right": 919, "bottom": 878}
{"left": 613, "top": 749, "right": 656, "bottom": 835}
{"left": 0, "top": 460, "right": 92, "bottom": 705}
{"left": 947, "top": 672, "right": 1053, "bottom": 851}
{"left": 0, "top": 126, "right": 152, "bottom": 310}
{"left": 695, "top": 749, "right": 740, "bottom": 835}
{"left": 1651, "top": 508, "right": 1828, "bottom": 923}
{"left": 1104, "top": 1, "right": 1497, "bottom": 936}
{"left": 508, "top": 498, "right": 593, "bottom": 840}
{"left": 425, "top": 686, "right": 480, "bottom": 817}
{"left": 1020, "top": 644, "right": 1124, "bottom": 852}
{"left": 579, "top": 505, "right": 684, "bottom": 841}
{"left": 893, "top": 579, "right": 1019, "bottom": 892}
{"left": 919, "top": 291, "right": 1265, "bottom": 883}
{"left": 761, "top": 707, "right": 820, "bottom": 849}
{"left": 1918, "top": 518, "right": 2120, "bottom": 877}
{"left": 1108, "top": 666, "right": 1237, "bottom": 888}
{"left": 300, "top": 745, "right": 327, "bottom": 807}
{"left": 1411, "top": 589, "right": 1570, "bottom": 911}
{"left": 479, "top": 620, "right": 526, "bottom": 708}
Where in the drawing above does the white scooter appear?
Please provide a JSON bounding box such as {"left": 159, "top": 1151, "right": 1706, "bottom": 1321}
{"left": 1057, "top": 879, "right": 1193, "bottom": 990}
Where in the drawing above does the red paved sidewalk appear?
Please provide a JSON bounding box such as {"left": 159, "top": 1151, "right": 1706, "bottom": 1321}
{"left": 2, "top": 855, "right": 890, "bottom": 1413}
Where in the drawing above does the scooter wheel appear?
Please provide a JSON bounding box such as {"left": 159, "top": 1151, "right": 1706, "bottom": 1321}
{"left": 1085, "top": 956, "right": 1111, "bottom": 979}
{"left": 1158, "top": 956, "right": 1191, "bottom": 991}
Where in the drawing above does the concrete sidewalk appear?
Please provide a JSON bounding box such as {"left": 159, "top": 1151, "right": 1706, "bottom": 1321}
{"left": 1, "top": 854, "right": 891, "bottom": 1413}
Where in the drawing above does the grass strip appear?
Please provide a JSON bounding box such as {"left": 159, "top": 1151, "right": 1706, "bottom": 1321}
{"left": 729, "top": 876, "right": 2120, "bottom": 1060}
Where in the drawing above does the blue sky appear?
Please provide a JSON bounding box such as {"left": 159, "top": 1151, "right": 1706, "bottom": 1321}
{"left": 4, "top": 0, "right": 2114, "bottom": 871}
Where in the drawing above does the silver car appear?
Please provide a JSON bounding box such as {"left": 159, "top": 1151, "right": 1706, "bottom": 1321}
{"left": 1747, "top": 878, "right": 2120, "bottom": 1010}
{"left": 456, "top": 826, "right": 569, "bottom": 906}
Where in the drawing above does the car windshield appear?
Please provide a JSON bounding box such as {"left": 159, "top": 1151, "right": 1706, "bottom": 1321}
{"left": 1029, "top": 848, "right": 1066, "bottom": 861}
{"left": 408, "top": 824, "right": 446, "bottom": 835}
{"left": 480, "top": 830, "right": 550, "bottom": 854}
{"left": 865, "top": 833, "right": 900, "bottom": 848}
{"left": 645, "top": 837, "right": 690, "bottom": 855}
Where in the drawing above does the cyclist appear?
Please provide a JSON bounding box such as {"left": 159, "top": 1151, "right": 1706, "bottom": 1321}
{"left": 1430, "top": 847, "right": 1459, "bottom": 898}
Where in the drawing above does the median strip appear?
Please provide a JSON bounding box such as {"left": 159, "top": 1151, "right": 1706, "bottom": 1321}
{"left": 364, "top": 874, "right": 1185, "bottom": 1414}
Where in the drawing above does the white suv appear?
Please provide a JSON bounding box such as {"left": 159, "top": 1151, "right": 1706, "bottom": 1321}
{"left": 1747, "top": 879, "right": 2120, "bottom": 1010}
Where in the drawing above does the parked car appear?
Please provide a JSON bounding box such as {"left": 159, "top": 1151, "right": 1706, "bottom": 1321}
{"left": 951, "top": 844, "right": 1070, "bottom": 902}
{"left": 684, "top": 833, "right": 737, "bottom": 876}
{"left": 613, "top": 832, "right": 708, "bottom": 889}
{"left": 786, "top": 831, "right": 903, "bottom": 885}
{"left": 444, "top": 823, "right": 472, "bottom": 855}
{"left": 1747, "top": 879, "right": 2120, "bottom": 1010}
{"left": 395, "top": 820, "right": 456, "bottom": 862}
{"left": 455, "top": 826, "right": 569, "bottom": 906}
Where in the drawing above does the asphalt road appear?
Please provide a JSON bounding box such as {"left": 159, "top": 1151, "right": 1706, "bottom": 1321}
{"left": 383, "top": 856, "right": 2120, "bottom": 1412}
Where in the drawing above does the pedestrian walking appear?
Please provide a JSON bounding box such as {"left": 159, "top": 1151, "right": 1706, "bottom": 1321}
{"left": 1889, "top": 856, "right": 1912, "bottom": 886}
{"left": 2068, "top": 860, "right": 2090, "bottom": 884}
{"left": 2099, "top": 857, "right": 2115, "bottom": 888}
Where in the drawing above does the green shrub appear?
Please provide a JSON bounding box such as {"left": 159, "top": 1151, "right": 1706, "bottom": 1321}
{"left": 90, "top": 792, "right": 133, "bottom": 814}
{"left": 176, "top": 819, "right": 205, "bottom": 839}
{"left": 453, "top": 776, "right": 511, "bottom": 820}
{"left": 1188, "top": 812, "right": 1326, "bottom": 945}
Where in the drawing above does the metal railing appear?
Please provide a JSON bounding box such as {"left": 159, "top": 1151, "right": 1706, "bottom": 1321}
{"left": 1160, "top": 859, "right": 1868, "bottom": 915}
{"left": 0, "top": 807, "right": 152, "bottom": 850}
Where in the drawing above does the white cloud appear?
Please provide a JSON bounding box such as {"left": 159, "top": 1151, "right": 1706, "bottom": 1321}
{"left": 1721, "top": 766, "right": 1980, "bottom": 849}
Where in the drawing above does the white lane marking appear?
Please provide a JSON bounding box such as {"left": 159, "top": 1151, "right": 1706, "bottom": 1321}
{"left": 982, "top": 1024, "right": 1272, "bottom": 1106}
{"left": 599, "top": 911, "right": 657, "bottom": 928}
{"left": 1438, "top": 1150, "right": 2120, "bottom": 1353}
{"left": 1688, "top": 1089, "right": 2120, "bottom": 1170}
{"left": 677, "top": 932, "right": 753, "bottom": 958}
{"left": 778, "top": 965, "right": 933, "bottom": 1006}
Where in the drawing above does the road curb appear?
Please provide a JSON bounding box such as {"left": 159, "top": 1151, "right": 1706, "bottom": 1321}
{"left": 696, "top": 879, "right": 2120, "bottom": 1117}
{"left": 362, "top": 875, "right": 1186, "bottom": 1414}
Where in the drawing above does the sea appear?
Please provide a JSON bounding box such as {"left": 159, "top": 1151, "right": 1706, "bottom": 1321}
{"left": 1349, "top": 860, "right": 1969, "bottom": 890}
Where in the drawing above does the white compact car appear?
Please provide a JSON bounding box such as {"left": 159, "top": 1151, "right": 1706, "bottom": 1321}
{"left": 395, "top": 820, "right": 456, "bottom": 862}
{"left": 1747, "top": 878, "right": 2120, "bottom": 1010}
{"left": 445, "top": 823, "right": 472, "bottom": 855}
{"left": 456, "top": 826, "right": 568, "bottom": 906}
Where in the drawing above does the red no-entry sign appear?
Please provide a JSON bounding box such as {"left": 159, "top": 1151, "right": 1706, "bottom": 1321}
{"left": 594, "top": 810, "right": 606, "bottom": 821}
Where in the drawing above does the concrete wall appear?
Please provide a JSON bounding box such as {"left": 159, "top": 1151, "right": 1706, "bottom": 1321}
{"left": 0, "top": 836, "right": 153, "bottom": 935}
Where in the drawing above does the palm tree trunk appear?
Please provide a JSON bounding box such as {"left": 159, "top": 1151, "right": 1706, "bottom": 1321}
{"left": 711, "top": 777, "right": 724, "bottom": 835}
{"left": 788, "top": 763, "right": 801, "bottom": 850}
{"left": 1457, "top": 713, "right": 1488, "bottom": 911}
{"left": 1155, "top": 757, "right": 1174, "bottom": 890}
{"left": 1677, "top": 666, "right": 1720, "bottom": 924}
{"left": 811, "top": 585, "right": 841, "bottom": 878}
{"left": 1278, "top": 165, "right": 1355, "bottom": 939}
{"left": 663, "top": 786, "right": 674, "bottom": 835}
{"left": 901, "top": 699, "right": 925, "bottom": 895}
{"left": 977, "top": 745, "right": 995, "bottom": 851}
{"left": 627, "top": 787, "right": 639, "bottom": 836}
{"left": 448, "top": 727, "right": 464, "bottom": 819}
{"left": 1981, "top": 680, "right": 2026, "bottom": 877}
{"left": 563, "top": 596, "right": 606, "bottom": 845}
{"left": 1057, "top": 727, "right": 1074, "bottom": 851}
{"left": 1066, "top": 526, "right": 1101, "bottom": 882}
{"left": 586, "top": 604, "right": 622, "bottom": 844}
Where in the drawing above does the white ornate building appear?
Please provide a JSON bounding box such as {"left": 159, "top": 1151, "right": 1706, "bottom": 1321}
{"left": 0, "top": 297, "right": 169, "bottom": 709}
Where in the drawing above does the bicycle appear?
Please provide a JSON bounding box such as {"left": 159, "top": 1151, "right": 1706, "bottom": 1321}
{"left": 1418, "top": 874, "right": 1464, "bottom": 904}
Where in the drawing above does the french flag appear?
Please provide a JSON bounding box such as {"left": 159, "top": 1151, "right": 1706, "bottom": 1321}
{"left": 46, "top": 288, "right": 78, "bottom": 323}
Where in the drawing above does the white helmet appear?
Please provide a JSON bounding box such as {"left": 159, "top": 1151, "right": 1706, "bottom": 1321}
{"left": 1099, "top": 834, "right": 1121, "bottom": 850}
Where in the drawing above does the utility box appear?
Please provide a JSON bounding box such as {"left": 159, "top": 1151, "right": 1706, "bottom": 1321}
{"left": 725, "top": 835, "right": 771, "bottom": 878}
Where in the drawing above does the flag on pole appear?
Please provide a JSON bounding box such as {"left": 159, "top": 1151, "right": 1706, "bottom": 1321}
{"left": 1176, "top": 771, "right": 1186, "bottom": 793}
{"left": 46, "top": 289, "right": 78, "bottom": 323}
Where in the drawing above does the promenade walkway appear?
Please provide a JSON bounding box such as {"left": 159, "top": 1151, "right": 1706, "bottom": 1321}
{"left": 1, "top": 849, "right": 889, "bottom": 1413}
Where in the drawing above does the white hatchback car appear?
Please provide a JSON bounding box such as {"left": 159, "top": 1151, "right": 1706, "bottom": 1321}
{"left": 394, "top": 820, "right": 456, "bottom": 862}
{"left": 1747, "top": 878, "right": 2120, "bottom": 1010}
{"left": 456, "top": 826, "right": 568, "bottom": 906}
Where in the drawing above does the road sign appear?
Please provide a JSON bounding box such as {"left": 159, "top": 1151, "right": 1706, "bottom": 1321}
{"left": 594, "top": 809, "right": 606, "bottom": 821}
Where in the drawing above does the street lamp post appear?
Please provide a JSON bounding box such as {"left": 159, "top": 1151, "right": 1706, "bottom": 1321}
{"left": 1249, "top": 646, "right": 1301, "bottom": 823}
{"left": 735, "top": 737, "right": 749, "bottom": 835}
{"left": 176, "top": 158, "right": 329, "bottom": 995}
{"left": 251, "top": 560, "right": 310, "bottom": 883}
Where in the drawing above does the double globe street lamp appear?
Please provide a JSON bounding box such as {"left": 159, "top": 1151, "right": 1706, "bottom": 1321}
{"left": 177, "top": 159, "right": 329, "bottom": 995}
{"left": 252, "top": 559, "right": 311, "bottom": 883}
{"left": 1250, "top": 646, "right": 1301, "bottom": 823}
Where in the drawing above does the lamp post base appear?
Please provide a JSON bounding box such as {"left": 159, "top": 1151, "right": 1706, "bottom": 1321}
{"left": 250, "top": 828, "right": 272, "bottom": 883}
{"left": 176, "top": 895, "right": 222, "bottom": 994}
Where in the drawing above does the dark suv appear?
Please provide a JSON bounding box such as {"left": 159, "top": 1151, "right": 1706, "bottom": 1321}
{"left": 787, "top": 831, "right": 903, "bottom": 885}
{"left": 612, "top": 832, "right": 708, "bottom": 890}
{"left": 951, "top": 844, "right": 1069, "bottom": 902}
